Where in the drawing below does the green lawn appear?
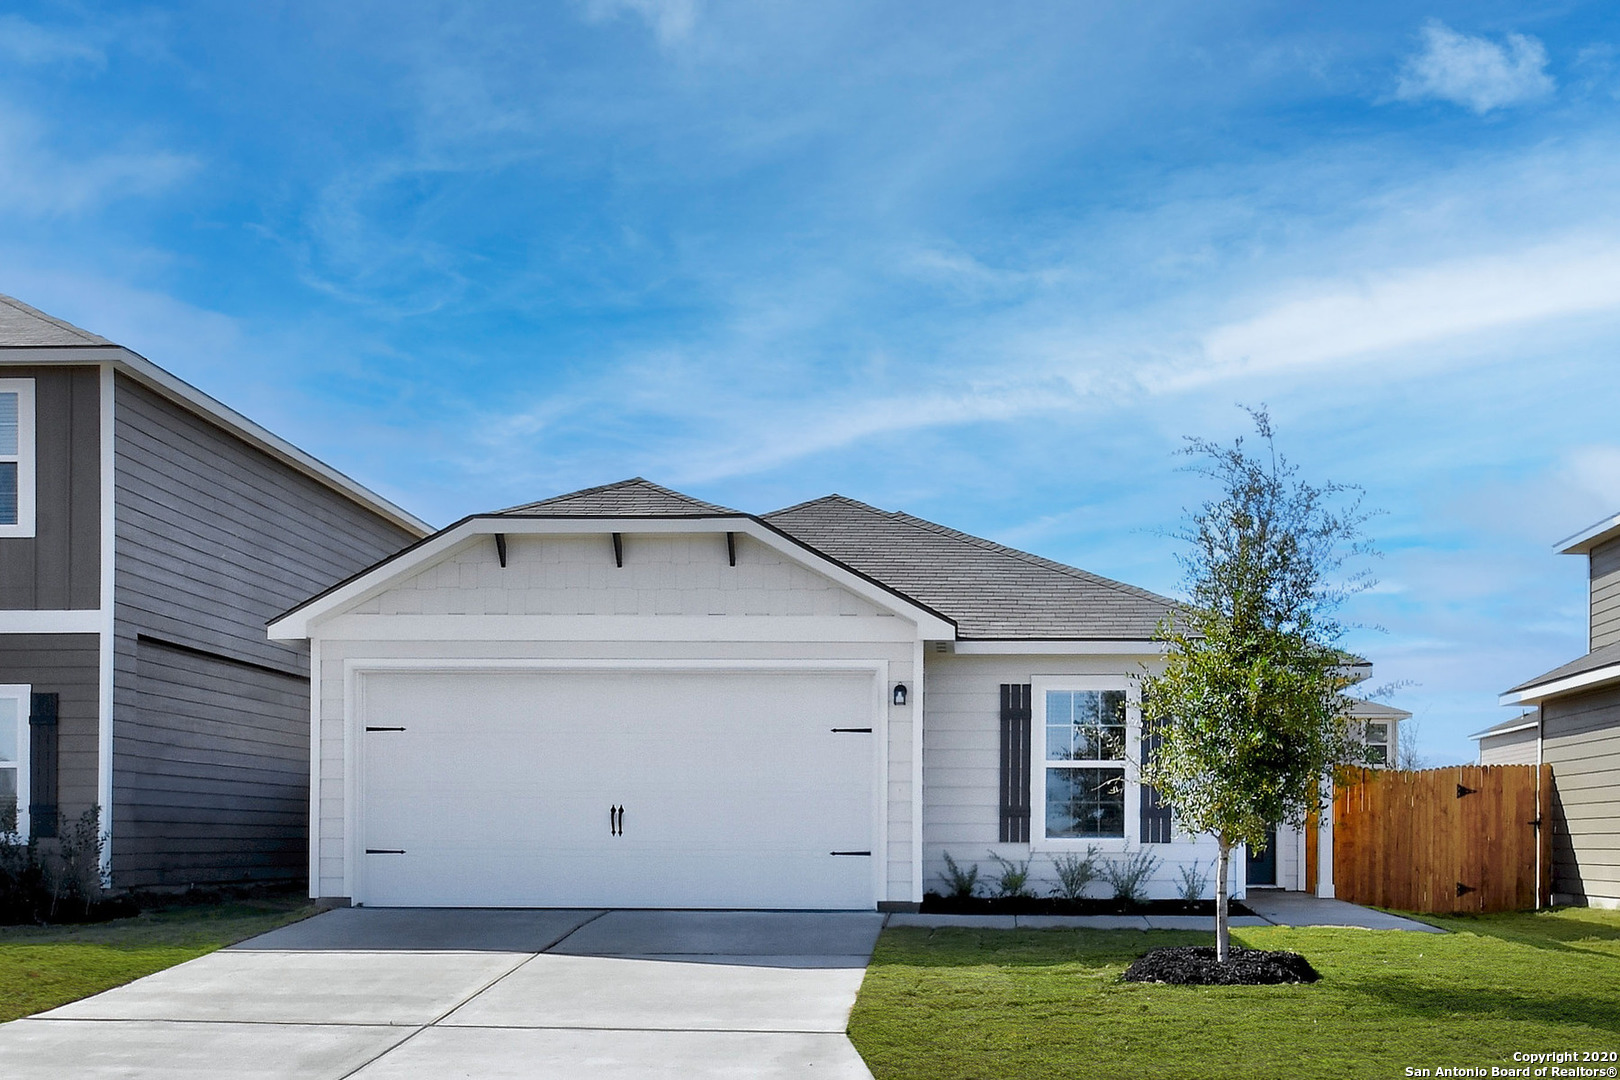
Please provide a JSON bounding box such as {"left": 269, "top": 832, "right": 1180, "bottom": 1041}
{"left": 0, "top": 896, "right": 317, "bottom": 1023}
{"left": 849, "top": 908, "right": 1620, "bottom": 1079}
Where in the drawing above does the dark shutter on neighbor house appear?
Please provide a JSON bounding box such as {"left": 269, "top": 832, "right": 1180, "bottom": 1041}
{"left": 999, "top": 683, "right": 1032, "bottom": 843}
{"left": 29, "top": 692, "right": 58, "bottom": 839}
{"left": 1139, "top": 716, "right": 1172, "bottom": 844}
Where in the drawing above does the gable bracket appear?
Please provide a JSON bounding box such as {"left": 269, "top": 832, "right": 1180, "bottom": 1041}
{"left": 494, "top": 533, "right": 507, "bottom": 568}
{"left": 612, "top": 532, "right": 623, "bottom": 568}
{"left": 726, "top": 531, "right": 736, "bottom": 567}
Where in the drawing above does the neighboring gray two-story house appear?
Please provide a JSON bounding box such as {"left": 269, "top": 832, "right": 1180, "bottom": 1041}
{"left": 0, "top": 294, "right": 429, "bottom": 889}
{"left": 1500, "top": 514, "right": 1620, "bottom": 909}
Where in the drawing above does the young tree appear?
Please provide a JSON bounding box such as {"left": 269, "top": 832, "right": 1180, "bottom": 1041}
{"left": 1139, "top": 408, "right": 1375, "bottom": 961}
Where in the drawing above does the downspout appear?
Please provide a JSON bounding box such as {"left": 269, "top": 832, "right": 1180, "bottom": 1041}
{"left": 1535, "top": 704, "right": 1545, "bottom": 910}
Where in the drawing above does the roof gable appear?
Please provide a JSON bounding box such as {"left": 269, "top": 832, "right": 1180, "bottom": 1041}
{"left": 764, "top": 495, "right": 1179, "bottom": 640}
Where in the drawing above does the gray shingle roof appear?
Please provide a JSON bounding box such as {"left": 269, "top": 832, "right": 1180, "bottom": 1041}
{"left": 0, "top": 293, "right": 111, "bottom": 347}
{"left": 1472, "top": 713, "right": 1538, "bottom": 739}
{"left": 1506, "top": 639, "right": 1620, "bottom": 695}
{"left": 1344, "top": 697, "right": 1411, "bottom": 720}
{"left": 497, "top": 477, "right": 742, "bottom": 517}
{"left": 763, "top": 494, "right": 1179, "bottom": 640}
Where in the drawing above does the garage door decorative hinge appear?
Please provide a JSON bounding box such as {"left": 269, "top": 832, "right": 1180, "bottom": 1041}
{"left": 365, "top": 726, "right": 406, "bottom": 732}
{"left": 830, "top": 850, "right": 871, "bottom": 856}
{"left": 365, "top": 849, "right": 406, "bottom": 855}
{"left": 830, "top": 727, "right": 873, "bottom": 733}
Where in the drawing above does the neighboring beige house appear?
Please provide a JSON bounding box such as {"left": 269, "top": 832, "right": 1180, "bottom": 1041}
{"left": 1499, "top": 513, "right": 1620, "bottom": 909}
{"left": 1473, "top": 712, "right": 1539, "bottom": 766}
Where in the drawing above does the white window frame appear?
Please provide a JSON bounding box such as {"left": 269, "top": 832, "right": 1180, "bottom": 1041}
{"left": 0, "top": 684, "right": 31, "bottom": 840}
{"left": 0, "top": 379, "right": 37, "bottom": 538}
{"left": 1362, "top": 720, "right": 1392, "bottom": 768}
{"left": 1030, "top": 676, "right": 1140, "bottom": 851}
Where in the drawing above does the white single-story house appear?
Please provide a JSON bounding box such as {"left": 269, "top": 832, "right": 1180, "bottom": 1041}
{"left": 268, "top": 478, "right": 1352, "bottom": 910}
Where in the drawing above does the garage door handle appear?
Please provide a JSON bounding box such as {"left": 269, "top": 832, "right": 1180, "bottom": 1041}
{"left": 610, "top": 804, "right": 624, "bottom": 836}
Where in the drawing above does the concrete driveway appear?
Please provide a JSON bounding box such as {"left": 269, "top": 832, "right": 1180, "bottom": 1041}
{"left": 0, "top": 908, "right": 884, "bottom": 1079}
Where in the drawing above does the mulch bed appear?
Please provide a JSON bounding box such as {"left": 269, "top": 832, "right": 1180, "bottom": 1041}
{"left": 920, "top": 893, "right": 1256, "bottom": 917}
{"left": 1121, "top": 946, "right": 1320, "bottom": 985}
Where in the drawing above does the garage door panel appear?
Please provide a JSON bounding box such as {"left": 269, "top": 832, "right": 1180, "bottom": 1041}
{"left": 360, "top": 669, "right": 877, "bottom": 909}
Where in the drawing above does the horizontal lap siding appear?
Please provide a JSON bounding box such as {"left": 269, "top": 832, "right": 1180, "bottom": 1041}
{"left": 112, "top": 377, "right": 418, "bottom": 888}
{"left": 0, "top": 367, "right": 100, "bottom": 610}
{"left": 1591, "top": 538, "right": 1620, "bottom": 651}
{"left": 0, "top": 635, "right": 99, "bottom": 825}
{"left": 1479, "top": 726, "right": 1540, "bottom": 766}
{"left": 1543, "top": 684, "right": 1620, "bottom": 903}
{"left": 922, "top": 652, "right": 1225, "bottom": 900}
{"left": 113, "top": 640, "right": 310, "bottom": 885}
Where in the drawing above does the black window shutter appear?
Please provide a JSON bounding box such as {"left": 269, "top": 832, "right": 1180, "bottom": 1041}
{"left": 999, "top": 683, "right": 1032, "bottom": 843}
{"left": 29, "top": 692, "right": 58, "bottom": 839}
{"left": 1139, "top": 717, "right": 1172, "bottom": 844}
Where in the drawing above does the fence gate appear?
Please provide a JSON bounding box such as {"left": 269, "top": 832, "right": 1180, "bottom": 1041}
{"left": 1332, "top": 765, "right": 1551, "bottom": 914}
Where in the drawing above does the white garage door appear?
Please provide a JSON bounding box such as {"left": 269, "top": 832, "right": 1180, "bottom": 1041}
{"left": 358, "top": 669, "right": 878, "bottom": 909}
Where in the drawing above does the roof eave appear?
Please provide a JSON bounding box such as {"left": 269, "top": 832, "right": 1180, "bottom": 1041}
{"left": 1557, "top": 512, "right": 1620, "bottom": 555}
{"left": 1469, "top": 719, "right": 1540, "bottom": 740}
{"left": 1500, "top": 661, "right": 1620, "bottom": 706}
{"left": 0, "top": 345, "right": 432, "bottom": 537}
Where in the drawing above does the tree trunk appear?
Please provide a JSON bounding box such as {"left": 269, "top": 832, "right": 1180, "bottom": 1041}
{"left": 1214, "top": 834, "right": 1231, "bottom": 963}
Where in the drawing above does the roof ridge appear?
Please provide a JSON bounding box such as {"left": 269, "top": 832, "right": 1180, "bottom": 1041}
{"left": 0, "top": 293, "right": 112, "bottom": 346}
{"left": 765, "top": 493, "right": 882, "bottom": 518}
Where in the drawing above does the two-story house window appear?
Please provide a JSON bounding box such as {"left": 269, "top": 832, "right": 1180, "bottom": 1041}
{"left": 0, "top": 379, "right": 35, "bottom": 537}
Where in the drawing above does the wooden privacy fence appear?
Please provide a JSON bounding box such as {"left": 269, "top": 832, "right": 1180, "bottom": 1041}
{"left": 1332, "top": 764, "right": 1551, "bottom": 914}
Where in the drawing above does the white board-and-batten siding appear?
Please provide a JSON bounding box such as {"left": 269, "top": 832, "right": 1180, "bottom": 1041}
{"left": 919, "top": 651, "right": 1235, "bottom": 901}
{"left": 308, "top": 531, "right": 918, "bottom": 903}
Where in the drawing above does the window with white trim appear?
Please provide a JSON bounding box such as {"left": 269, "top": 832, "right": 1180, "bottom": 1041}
{"left": 0, "top": 685, "right": 30, "bottom": 839}
{"left": 0, "top": 379, "right": 36, "bottom": 538}
{"left": 1363, "top": 721, "right": 1391, "bottom": 767}
{"left": 1035, "top": 681, "right": 1134, "bottom": 842}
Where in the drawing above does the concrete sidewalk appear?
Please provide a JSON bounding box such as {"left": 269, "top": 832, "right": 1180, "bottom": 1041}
{"left": 888, "top": 891, "right": 1445, "bottom": 933}
{"left": 0, "top": 909, "right": 884, "bottom": 1080}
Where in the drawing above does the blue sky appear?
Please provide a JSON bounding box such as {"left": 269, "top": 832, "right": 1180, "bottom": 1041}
{"left": 5, "top": 1, "right": 1620, "bottom": 763}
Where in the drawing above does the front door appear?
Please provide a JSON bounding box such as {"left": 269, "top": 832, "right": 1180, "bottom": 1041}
{"left": 1246, "top": 827, "right": 1277, "bottom": 887}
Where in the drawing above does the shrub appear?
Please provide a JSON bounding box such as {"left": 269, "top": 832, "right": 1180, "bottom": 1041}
{"left": 986, "top": 852, "right": 1033, "bottom": 898}
{"left": 0, "top": 805, "right": 112, "bottom": 925}
{"left": 1102, "top": 845, "right": 1162, "bottom": 905}
{"left": 938, "top": 851, "right": 980, "bottom": 898}
{"left": 1050, "top": 846, "right": 1103, "bottom": 900}
{"left": 1177, "top": 859, "right": 1212, "bottom": 902}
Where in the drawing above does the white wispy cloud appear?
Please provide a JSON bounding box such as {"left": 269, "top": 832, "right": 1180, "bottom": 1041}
{"left": 0, "top": 14, "right": 103, "bottom": 66}
{"left": 1395, "top": 20, "right": 1554, "bottom": 113}
{"left": 1186, "top": 236, "right": 1620, "bottom": 385}
{"left": 0, "top": 102, "right": 196, "bottom": 216}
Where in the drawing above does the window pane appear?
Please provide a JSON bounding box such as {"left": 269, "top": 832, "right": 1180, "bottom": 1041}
{"left": 1366, "top": 744, "right": 1387, "bottom": 765}
{"left": 1046, "top": 766, "right": 1125, "bottom": 838}
{"left": 0, "top": 767, "right": 15, "bottom": 834}
{"left": 0, "top": 697, "right": 16, "bottom": 763}
{"left": 1047, "top": 689, "right": 1125, "bottom": 762}
{"left": 1046, "top": 691, "right": 1074, "bottom": 760}
{"left": 0, "top": 392, "right": 16, "bottom": 455}
{"left": 0, "top": 462, "right": 15, "bottom": 526}
{"left": 1366, "top": 723, "right": 1388, "bottom": 743}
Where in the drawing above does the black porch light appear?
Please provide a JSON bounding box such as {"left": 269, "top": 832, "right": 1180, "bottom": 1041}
{"left": 892, "top": 683, "right": 908, "bottom": 706}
